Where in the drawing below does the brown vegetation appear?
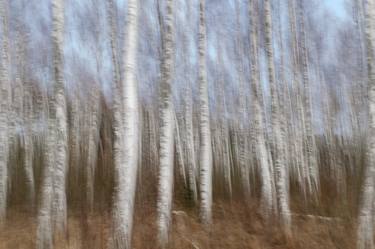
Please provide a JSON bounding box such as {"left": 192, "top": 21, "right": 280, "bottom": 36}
{"left": 1, "top": 198, "right": 356, "bottom": 249}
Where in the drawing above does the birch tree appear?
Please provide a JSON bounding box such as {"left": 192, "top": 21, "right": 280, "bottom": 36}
{"left": 37, "top": 0, "right": 67, "bottom": 246}
{"left": 24, "top": 81, "right": 35, "bottom": 207}
{"left": 235, "top": 0, "right": 251, "bottom": 200}
{"left": 50, "top": 0, "right": 68, "bottom": 234}
{"left": 36, "top": 114, "right": 56, "bottom": 249}
{"left": 0, "top": 0, "right": 10, "bottom": 225}
{"left": 264, "top": 0, "right": 291, "bottom": 232}
{"left": 287, "top": 0, "right": 307, "bottom": 193}
{"left": 248, "top": 0, "right": 275, "bottom": 216}
{"left": 357, "top": 0, "right": 375, "bottom": 248}
{"left": 198, "top": 0, "right": 213, "bottom": 225}
{"left": 112, "top": 0, "right": 140, "bottom": 247}
{"left": 297, "top": 0, "right": 319, "bottom": 195}
{"left": 156, "top": 0, "right": 176, "bottom": 245}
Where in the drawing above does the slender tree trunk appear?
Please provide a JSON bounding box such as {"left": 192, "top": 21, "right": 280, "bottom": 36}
{"left": 287, "top": 0, "right": 308, "bottom": 196}
{"left": 175, "top": 112, "right": 187, "bottom": 186}
{"left": 297, "top": 0, "right": 319, "bottom": 196}
{"left": 182, "top": 8, "right": 198, "bottom": 201}
{"left": 0, "top": 0, "right": 10, "bottom": 225}
{"left": 37, "top": 1, "right": 67, "bottom": 246}
{"left": 235, "top": 0, "right": 250, "bottom": 200}
{"left": 357, "top": 0, "right": 375, "bottom": 248}
{"left": 198, "top": 0, "right": 213, "bottom": 225}
{"left": 184, "top": 78, "right": 198, "bottom": 203}
{"left": 112, "top": 0, "right": 140, "bottom": 247}
{"left": 24, "top": 88, "right": 35, "bottom": 207}
{"left": 36, "top": 115, "right": 56, "bottom": 249}
{"left": 50, "top": 0, "right": 68, "bottom": 234}
{"left": 156, "top": 0, "right": 176, "bottom": 244}
{"left": 264, "top": 0, "right": 291, "bottom": 232}
{"left": 249, "top": 0, "right": 275, "bottom": 216}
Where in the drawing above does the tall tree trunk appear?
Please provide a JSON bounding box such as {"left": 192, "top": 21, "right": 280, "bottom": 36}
{"left": 264, "top": 0, "right": 291, "bottom": 232}
{"left": 37, "top": 0, "right": 67, "bottom": 246}
{"left": 182, "top": 5, "right": 198, "bottom": 201}
{"left": 50, "top": 0, "right": 68, "bottom": 234}
{"left": 357, "top": 0, "right": 375, "bottom": 248}
{"left": 36, "top": 115, "right": 56, "bottom": 249}
{"left": 157, "top": 0, "right": 176, "bottom": 245}
{"left": 297, "top": 0, "right": 319, "bottom": 196}
{"left": 0, "top": 0, "right": 10, "bottom": 225}
{"left": 249, "top": 0, "right": 275, "bottom": 216}
{"left": 198, "top": 0, "right": 213, "bottom": 225}
{"left": 288, "top": 0, "right": 309, "bottom": 196}
{"left": 235, "top": 0, "right": 251, "bottom": 200}
{"left": 24, "top": 85, "right": 35, "bottom": 208}
{"left": 112, "top": 0, "right": 140, "bottom": 247}
{"left": 183, "top": 73, "right": 198, "bottom": 203}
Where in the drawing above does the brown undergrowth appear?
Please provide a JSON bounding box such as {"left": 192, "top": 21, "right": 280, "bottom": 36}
{"left": 0, "top": 199, "right": 356, "bottom": 249}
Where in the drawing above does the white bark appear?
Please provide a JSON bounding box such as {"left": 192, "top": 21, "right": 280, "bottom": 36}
{"left": 36, "top": 117, "right": 56, "bottom": 249}
{"left": 50, "top": 0, "right": 68, "bottom": 234}
{"left": 249, "top": 0, "right": 274, "bottom": 216}
{"left": 0, "top": 0, "right": 10, "bottom": 224}
{"left": 157, "top": 0, "right": 176, "bottom": 245}
{"left": 357, "top": 0, "right": 375, "bottom": 248}
{"left": 264, "top": 0, "right": 291, "bottom": 232}
{"left": 198, "top": 0, "right": 213, "bottom": 225}
{"left": 184, "top": 82, "right": 198, "bottom": 202}
{"left": 112, "top": 0, "right": 140, "bottom": 247}
{"left": 297, "top": 0, "right": 319, "bottom": 195}
{"left": 288, "top": 0, "right": 308, "bottom": 195}
{"left": 181, "top": 4, "right": 198, "bottom": 201}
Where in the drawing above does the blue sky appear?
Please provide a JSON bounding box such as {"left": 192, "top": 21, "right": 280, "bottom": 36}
{"left": 324, "top": 0, "right": 349, "bottom": 20}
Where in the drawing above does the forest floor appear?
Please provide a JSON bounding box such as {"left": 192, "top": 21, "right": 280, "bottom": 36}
{"left": 0, "top": 200, "right": 356, "bottom": 249}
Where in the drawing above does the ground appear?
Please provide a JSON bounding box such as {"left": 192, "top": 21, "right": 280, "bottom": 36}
{"left": 0, "top": 200, "right": 356, "bottom": 249}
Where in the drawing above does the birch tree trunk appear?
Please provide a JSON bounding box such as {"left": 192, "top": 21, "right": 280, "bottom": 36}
{"left": 50, "top": 0, "right": 68, "bottom": 234}
{"left": 249, "top": 0, "right": 275, "bottom": 216}
{"left": 183, "top": 73, "right": 198, "bottom": 203}
{"left": 357, "top": 0, "right": 375, "bottom": 248}
{"left": 24, "top": 85, "right": 35, "bottom": 207}
{"left": 156, "top": 0, "right": 176, "bottom": 245}
{"left": 288, "top": 0, "right": 309, "bottom": 196}
{"left": 112, "top": 0, "right": 140, "bottom": 247}
{"left": 297, "top": 0, "right": 319, "bottom": 196}
{"left": 37, "top": 0, "right": 67, "bottom": 246}
{"left": 0, "top": 0, "right": 10, "bottom": 225}
{"left": 198, "top": 0, "right": 213, "bottom": 225}
{"left": 235, "top": 0, "right": 250, "bottom": 200}
{"left": 264, "top": 0, "right": 291, "bottom": 232}
{"left": 182, "top": 7, "right": 198, "bottom": 201}
{"left": 36, "top": 116, "right": 56, "bottom": 249}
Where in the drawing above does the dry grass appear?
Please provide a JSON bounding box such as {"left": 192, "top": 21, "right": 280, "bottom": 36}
{"left": 0, "top": 200, "right": 356, "bottom": 249}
